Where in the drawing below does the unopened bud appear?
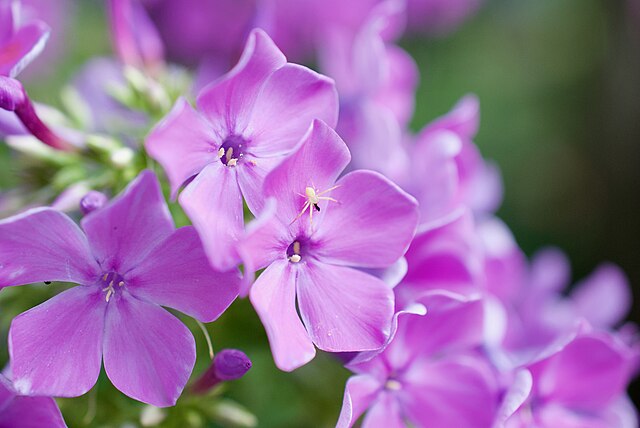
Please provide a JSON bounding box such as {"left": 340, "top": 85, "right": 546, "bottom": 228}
{"left": 80, "top": 191, "right": 108, "bottom": 215}
{"left": 191, "top": 349, "right": 251, "bottom": 394}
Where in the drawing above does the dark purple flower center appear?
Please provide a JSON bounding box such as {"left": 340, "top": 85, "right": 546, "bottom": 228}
{"left": 99, "top": 271, "right": 125, "bottom": 302}
{"left": 286, "top": 238, "right": 312, "bottom": 263}
{"left": 218, "top": 135, "right": 248, "bottom": 166}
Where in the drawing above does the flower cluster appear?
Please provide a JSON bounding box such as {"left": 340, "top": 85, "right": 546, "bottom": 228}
{"left": 0, "top": 0, "right": 637, "bottom": 426}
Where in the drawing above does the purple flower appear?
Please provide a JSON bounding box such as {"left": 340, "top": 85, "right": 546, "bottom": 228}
{"left": 0, "top": 171, "right": 239, "bottom": 407}
{"left": 0, "top": 373, "right": 66, "bottom": 427}
{"left": 501, "top": 331, "right": 637, "bottom": 427}
{"left": 405, "top": 0, "right": 483, "bottom": 35}
{"left": 239, "top": 120, "right": 419, "bottom": 371}
{"left": 319, "top": 0, "right": 417, "bottom": 179}
{"left": 107, "top": 0, "right": 164, "bottom": 72}
{"left": 145, "top": 28, "right": 338, "bottom": 270}
{"left": 406, "top": 95, "right": 502, "bottom": 222}
{"left": 337, "top": 292, "right": 499, "bottom": 427}
{"left": 79, "top": 190, "right": 108, "bottom": 215}
{"left": 0, "top": 0, "right": 50, "bottom": 78}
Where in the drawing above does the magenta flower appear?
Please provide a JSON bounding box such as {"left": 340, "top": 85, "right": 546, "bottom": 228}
{"left": 406, "top": 95, "right": 502, "bottom": 222}
{"left": 146, "top": 28, "right": 338, "bottom": 270}
{"left": 337, "top": 292, "right": 499, "bottom": 428}
{"left": 239, "top": 120, "right": 418, "bottom": 371}
{"left": 0, "top": 373, "right": 66, "bottom": 428}
{"left": 0, "top": 171, "right": 239, "bottom": 407}
{"left": 0, "top": 0, "right": 50, "bottom": 78}
{"left": 501, "top": 331, "right": 637, "bottom": 427}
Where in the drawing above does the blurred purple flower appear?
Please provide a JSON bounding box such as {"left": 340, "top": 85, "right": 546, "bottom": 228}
{"left": 146, "top": 29, "right": 338, "bottom": 270}
{"left": 108, "top": 0, "right": 164, "bottom": 72}
{"left": 319, "top": 0, "right": 417, "bottom": 179}
{"left": 79, "top": 190, "right": 108, "bottom": 215}
{"left": 405, "top": 0, "right": 483, "bottom": 35}
{"left": 337, "top": 292, "right": 499, "bottom": 427}
{"left": 239, "top": 120, "right": 419, "bottom": 371}
{"left": 0, "top": 0, "right": 49, "bottom": 78}
{"left": 501, "top": 332, "right": 637, "bottom": 427}
{"left": 405, "top": 95, "right": 502, "bottom": 222}
{"left": 0, "top": 171, "right": 239, "bottom": 407}
{"left": 0, "top": 373, "right": 66, "bottom": 427}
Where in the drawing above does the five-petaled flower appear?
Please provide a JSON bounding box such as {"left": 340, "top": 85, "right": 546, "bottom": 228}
{"left": 145, "top": 28, "right": 338, "bottom": 270}
{"left": 0, "top": 170, "right": 240, "bottom": 407}
{"left": 239, "top": 119, "right": 419, "bottom": 371}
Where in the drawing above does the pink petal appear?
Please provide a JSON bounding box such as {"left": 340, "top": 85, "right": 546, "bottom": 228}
{"left": 361, "top": 391, "right": 405, "bottom": 428}
{"left": 0, "top": 395, "right": 66, "bottom": 428}
{"left": 145, "top": 98, "right": 218, "bottom": 198}
{"left": 570, "top": 263, "right": 631, "bottom": 329}
{"left": 249, "top": 260, "right": 316, "bottom": 371}
{"left": 263, "top": 119, "right": 351, "bottom": 227}
{"left": 196, "top": 28, "right": 286, "bottom": 134}
{"left": 0, "top": 2, "right": 13, "bottom": 45}
{"left": 236, "top": 153, "right": 281, "bottom": 215}
{"left": 179, "top": 162, "right": 243, "bottom": 271}
{"left": 237, "top": 198, "right": 289, "bottom": 296}
{"left": 336, "top": 374, "right": 383, "bottom": 428}
{"left": 530, "top": 333, "right": 632, "bottom": 411}
{"left": 297, "top": 261, "right": 394, "bottom": 352}
{"left": 496, "top": 369, "right": 533, "bottom": 426}
{"left": 401, "top": 355, "right": 498, "bottom": 428}
{"left": 0, "top": 207, "right": 100, "bottom": 287}
{"left": 9, "top": 286, "right": 105, "bottom": 397}
{"left": 81, "top": 170, "right": 174, "bottom": 273}
{"left": 314, "top": 170, "right": 419, "bottom": 268}
{"left": 103, "top": 291, "right": 196, "bottom": 407}
{"left": 126, "top": 226, "right": 239, "bottom": 322}
{"left": 0, "top": 22, "right": 50, "bottom": 78}
{"left": 247, "top": 63, "right": 339, "bottom": 157}
{"left": 424, "top": 94, "right": 480, "bottom": 140}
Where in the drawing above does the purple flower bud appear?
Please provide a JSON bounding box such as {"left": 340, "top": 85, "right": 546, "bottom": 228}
{"left": 213, "top": 349, "right": 252, "bottom": 381}
{"left": 0, "top": 76, "right": 74, "bottom": 151}
{"left": 80, "top": 191, "right": 109, "bottom": 215}
{"left": 191, "top": 349, "right": 251, "bottom": 394}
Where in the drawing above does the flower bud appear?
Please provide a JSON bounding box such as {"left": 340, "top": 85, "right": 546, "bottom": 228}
{"left": 191, "top": 349, "right": 251, "bottom": 394}
{"left": 80, "top": 191, "right": 109, "bottom": 215}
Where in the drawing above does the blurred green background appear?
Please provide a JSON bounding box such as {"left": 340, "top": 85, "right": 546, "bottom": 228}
{"left": 1, "top": 0, "right": 639, "bottom": 426}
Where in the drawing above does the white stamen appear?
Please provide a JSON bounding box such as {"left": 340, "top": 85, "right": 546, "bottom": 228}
{"left": 227, "top": 158, "right": 238, "bottom": 167}
{"left": 217, "top": 147, "right": 225, "bottom": 158}
{"left": 293, "top": 241, "right": 301, "bottom": 254}
{"left": 385, "top": 380, "right": 402, "bottom": 391}
{"left": 290, "top": 254, "right": 301, "bottom": 263}
{"left": 225, "top": 147, "right": 234, "bottom": 163}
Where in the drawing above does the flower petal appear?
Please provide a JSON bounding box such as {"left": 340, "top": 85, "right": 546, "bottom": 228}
{"left": 9, "top": 286, "right": 105, "bottom": 397}
{"left": 361, "top": 391, "right": 405, "bottom": 428}
{"left": 103, "top": 292, "right": 196, "bottom": 407}
{"left": 249, "top": 260, "right": 315, "bottom": 371}
{"left": 314, "top": 170, "right": 419, "bottom": 268}
{"left": 297, "top": 261, "right": 393, "bottom": 352}
{"left": 0, "top": 394, "right": 67, "bottom": 428}
{"left": 401, "top": 355, "right": 498, "bottom": 428}
{"left": 126, "top": 226, "right": 239, "bottom": 322}
{"left": 196, "top": 28, "right": 286, "bottom": 134}
{"left": 0, "top": 22, "right": 50, "bottom": 78}
{"left": 179, "top": 161, "right": 243, "bottom": 271}
{"left": 0, "top": 207, "right": 99, "bottom": 287}
{"left": 570, "top": 263, "right": 631, "bottom": 329}
{"left": 145, "top": 98, "right": 217, "bottom": 198}
{"left": 336, "top": 374, "right": 383, "bottom": 428}
{"left": 263, "top": 119, "right": 351, "bottom": 227}
{"left": 81, "top": 170, "right": 174, "bottom": 273}
{"left": 246, "top": 63, "right": 338, "bottom": 157}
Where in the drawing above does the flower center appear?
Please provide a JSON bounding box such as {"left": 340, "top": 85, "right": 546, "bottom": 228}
{"left": 100, "top": 271, "right": 125, "bottom": 302}
{"left": 385, "top": 379, "right": 402, "bottom": 391}
{"left": 287, "top": 239, "right": 310, "bottom": 263}
{"left": 218, "top": 135, "right": 248, "bottom": 167}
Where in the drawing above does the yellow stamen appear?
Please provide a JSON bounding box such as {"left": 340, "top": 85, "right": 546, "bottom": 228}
{"left": 217, "top": 147, "right": 225, "bottom": 158}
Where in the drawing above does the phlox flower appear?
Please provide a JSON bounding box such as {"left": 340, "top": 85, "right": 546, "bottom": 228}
{"left": 146, "top": 28, "right": 338, "bottom": 270}
{"left": 337, "top": 292, "right": 499, "bottom": 428}
{"left": 0, "top": 0, "right": 49, "bottom": 78}
{"left": 239, "top": 119, "right": 419, "bottom": 371}
{"left": 500, "top": 330, "right": 638, "bottom": 428}
{"left": 0, "top": 373, "right": 66, "bottom": 428}
{"left": 0, "top": 171, "right": 239, "bottom": 407}
{"left": 405, "top": 95, "right": 502, "bottom": 222}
